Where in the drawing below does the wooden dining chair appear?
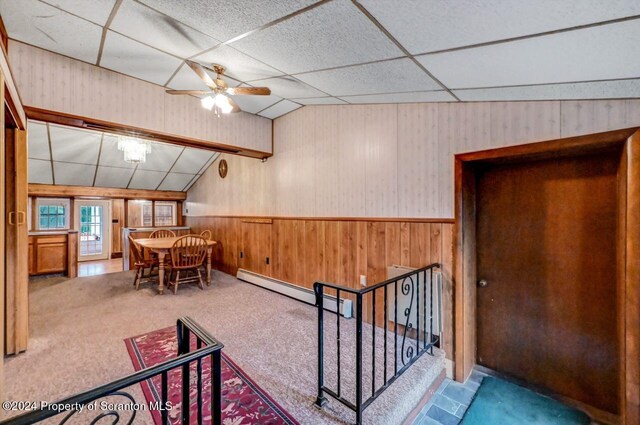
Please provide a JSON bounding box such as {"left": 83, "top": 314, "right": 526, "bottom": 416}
{"left": 200, "top": 230, "right": 212, "bottom": 240}
{"left": 148, "top": 229, "right": 176, "bottom": 269}
{"left": 168, "top": 235, "right": 207, "bottom": 294}
{"left": 129, "top": 236, "right": 154, "bottom": 290}
{"left": 150, "top": 229, "right": 176, "bottom": 238}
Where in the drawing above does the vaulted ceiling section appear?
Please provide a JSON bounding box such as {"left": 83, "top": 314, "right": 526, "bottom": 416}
{"left": 0, "top": 0, "right": 638, "bottom": 121}
{"left": 27, "top": 121, "right": 219, "bottom": 191}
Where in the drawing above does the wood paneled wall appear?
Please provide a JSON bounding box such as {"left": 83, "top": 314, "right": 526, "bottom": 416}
{"left": 9, "top": 41, "right": 272, "bottom": 155}
{"left": 186, "top": 216, "right": 454, "bottom": 358}
{"left": 186, "top": 100, "right": 640, "bottom": 218}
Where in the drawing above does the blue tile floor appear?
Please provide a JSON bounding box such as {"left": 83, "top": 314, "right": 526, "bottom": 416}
{"left": 412, "top": 369, "right": 488, "bottom": 425}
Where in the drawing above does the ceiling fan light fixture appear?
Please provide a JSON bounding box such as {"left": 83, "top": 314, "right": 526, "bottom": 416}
{"left": 215, "top": 94, "right": 233, "bottom": 114}
{"left": 201, "top": 95, "right": 215, "bottom": 111}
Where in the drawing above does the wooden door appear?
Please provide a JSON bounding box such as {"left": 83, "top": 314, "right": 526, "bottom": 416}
{"left": 239, "top": 221, "right": 271, "bottom": 276}
{"left": 5, "top": 126, "right": 28, "bottom": 354}
{"left": 75, "top": 200, "right": 111, "bottom": 261}
{"left": 476, "top": 152, "right": 620, "bottom": 414}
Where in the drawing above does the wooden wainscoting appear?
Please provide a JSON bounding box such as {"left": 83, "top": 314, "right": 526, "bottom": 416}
{"left": 185, "top": 216, "right": 454, "bottom": 359}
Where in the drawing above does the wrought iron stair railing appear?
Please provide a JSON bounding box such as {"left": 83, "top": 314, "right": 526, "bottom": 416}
{"left": 0, "top": 316, "right": 223, "bottom": 425}
{"left": 314, "top": 263, "right": 442, "bottom": 425}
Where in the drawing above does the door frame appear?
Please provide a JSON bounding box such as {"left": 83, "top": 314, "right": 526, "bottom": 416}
{"left": 74, "top": 199, "right": 112, "bottom": 261}
{"left": 453, "top": 127, "right": 640, "bottom": 424}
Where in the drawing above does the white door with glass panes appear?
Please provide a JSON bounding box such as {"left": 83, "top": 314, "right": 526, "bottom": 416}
{"left": 75, "top": 200, "right": 111, "bottom": 261}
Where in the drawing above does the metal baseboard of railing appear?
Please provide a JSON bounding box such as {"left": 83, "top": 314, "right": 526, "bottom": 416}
{"left": 0, "top": 317, "right": 224, "bottom": 425}
{"left": 314, "top": 264, "right": 442, "bottom": 425}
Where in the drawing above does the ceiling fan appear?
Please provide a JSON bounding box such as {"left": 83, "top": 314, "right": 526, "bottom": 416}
{"left": 165, "top": 60, "right": 271, "bottom": 116}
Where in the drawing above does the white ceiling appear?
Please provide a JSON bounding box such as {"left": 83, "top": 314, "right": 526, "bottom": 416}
{"left": 1, "top": 0, "right": 640, "bottom": 119}
{"left": 27, "top": 120, "right": 218, "bottom": 191}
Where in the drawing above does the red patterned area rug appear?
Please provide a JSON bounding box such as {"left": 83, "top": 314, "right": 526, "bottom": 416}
{"left": 124, "top": 326, "right": 299, "bottom": 425}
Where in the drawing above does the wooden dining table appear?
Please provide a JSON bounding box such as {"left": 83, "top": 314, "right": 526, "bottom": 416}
{"left": 134, "top": 237, "right": 217, "bottom": 295}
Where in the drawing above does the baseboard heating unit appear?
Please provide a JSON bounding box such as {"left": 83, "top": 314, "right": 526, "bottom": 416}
{"left": 236, "top": 269, "right": 352, "bottom": 318}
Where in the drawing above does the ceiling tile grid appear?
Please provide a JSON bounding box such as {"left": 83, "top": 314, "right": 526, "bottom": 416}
{"left": 229, "top": 0, "right": 403, "bottom": 75}
{"left": 41, "top": 0, "right": 117, "bottom": 26}
{"left": 340, "top": 90, "right": 456, "bottom": 104}
{"left": 28, "top": 159, "right": 53, "bottom": 184}
{"left": 3, "top": 0, "right": 640, "bottom": 120}
{"left": 100, "top": 30, "right": 184, "bottom": 85}
{"left": 94, "top": 165, "right": 136, "bottom": 188}
{"left": 109, "top": 0, "right": 221, "bottom": 59}
{"left": 0, "top": 0, "right": 103, "bottom": 63}
{"left": 193, "top": 44, "right": 284, "bottom": 82}
{"left": 295, "top": 58, "right": 442, "bottom": 97}
{"left": 358, "top": 0, "right": 640, "bottom": 55}
{"left": 416, "top": 19, "right": 640, "bottom": 90}
{"left": 137, "top": 0, "right": 320, "bottom": 42}
{"left": 258, "top": 100, "right": 303, "bottom": 119}
{"left": 27, "top": 121, "right": 218, "bottom": 191}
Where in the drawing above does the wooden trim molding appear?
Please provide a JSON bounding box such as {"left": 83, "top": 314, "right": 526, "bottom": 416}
{"left": 25, "top": 107, "right": 272, "bottom": 160}
{"left": 454, "top": 127, "right": 640, "bottom": 424}
{"left": 188, "top": 214, "right": 454, "bottom": 223}
{"left": 0, "top": 15, "right": 8, "bottom": 55}
{"left": 28, "top": 184, "right": 186, "bottom": 201}
{"left": 623, "top": 131, "right": 640, "bottom": 425}
{"left": 1, "top": 35, "right": 25, "bottom": 130}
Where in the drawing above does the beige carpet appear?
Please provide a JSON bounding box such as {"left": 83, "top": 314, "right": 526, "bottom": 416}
{"left": 4, "top": 270, "right": 444, "bottom": 424}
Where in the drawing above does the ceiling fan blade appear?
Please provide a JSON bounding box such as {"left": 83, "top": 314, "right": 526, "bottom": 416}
{"left": 226, "top": 96, "right": 242, "bottom": 113}
{"left": 185, "top": 60, "right": 217, "bottom": 89}
{"left": 226, "top": 87, "right": 271, "bottom": 96}
{"left": 165, "top": 90, "right": 210, "bottom": 95}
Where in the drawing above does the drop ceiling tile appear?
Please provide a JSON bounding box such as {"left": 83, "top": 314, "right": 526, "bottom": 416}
{"left": 110, "top": 0, "right": 220, "bottom": 58}
{"left": 230, "top": 93, "right": 281, "bottom": 114}
{"left": 417, "top": 20, "right": 640, "bottom": 89}
{"left": 28, "top": 159, "right": 53, "bottom": 184}
{"left": 359, "top": 0, "right": 640, "bottom": 54}
{"left": 128, "top": 169, "right": 166, "bottom": 190}
{"left": 341, "top": 91, "right": 455, "bottom": 104}
{"left": 171, "top": 148, "right": 214, "bottom": 174}
{"left": 193, "top": 45, "right": 284, "bottom": 82}
{"left": 0, "top": 0, "right": 102, "bottom": 63}
{"left": 296, "top": 58, "right": 442, "bottom": 96}
{"left": 166, "top": 62, "right": 240, "bottom": 90}
{"left": 137, "top": 143, "right": 184, "bottom": 172}
{"left": 250, "top": 76, "right": 325, "bottom": 99}
{"left": 53, "top": 162, "right": 95, "bottom": 186}
{"left": 49, "top": 125, "right": 102, "bottom": 164}
{"left": 196, "top": 152, "right": 220, "bottom": 176}
{"left": 94, "top": 166, "right": 135, "bottom": 188}
{"left": 137, "top": 0, "right": 319, "bottom": 41}
{"left": 158, "top": 173, "right": 195, "bottom": 191}
{"left": 100, "top": 31, "right": 183, "bottom": 85}
{"left": 230, "top": 0, "right": 403, "bottom": 74}
{"left": 258, "top": 100, "right": 302, "bottom": 119}
{"left": 27, "top": 122, "right": 50, "bottom": 160}
{"left": 290, "top": 97, "right": 347, "bottom": 105}
{"left": 42, "top": 0, "right": 116, "bottom": 25}
{"left": 455, "top": 79, "right": 640, "bottom": 101}
{"left": 98, "top": 135, "right": 137, "bottom": 168}
{"left": 183, "top": 174, "right": 201, "bottom": 191}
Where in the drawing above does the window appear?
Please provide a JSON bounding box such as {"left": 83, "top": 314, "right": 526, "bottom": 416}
{"left": 35, "top": 198, "right": 70, "bottom": 230}
{"left": 127, "top": 200, "right": 177, "bottom": 227}
{"left": 127, "top": 200, "right": 153, "bottom": 228}
{"left": 142, "top": 202, "right": 153, "bottom": 227}
{"left": 155, "top": 201, "right": 177, "bottom": 226}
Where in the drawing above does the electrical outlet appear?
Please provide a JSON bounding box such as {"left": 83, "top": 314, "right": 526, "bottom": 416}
{"left": 360, "top": 275, "right": 367, "bottom": 287}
